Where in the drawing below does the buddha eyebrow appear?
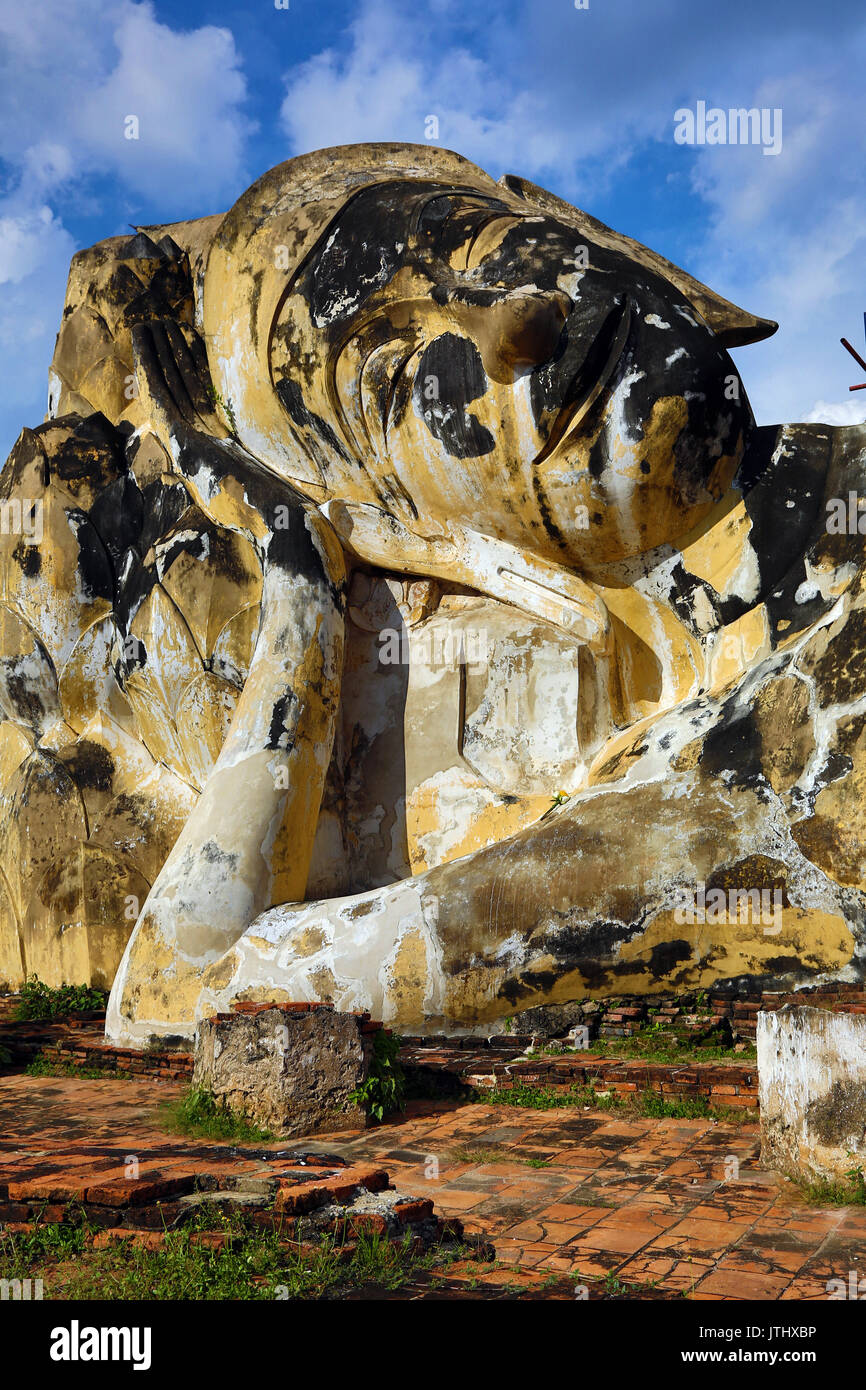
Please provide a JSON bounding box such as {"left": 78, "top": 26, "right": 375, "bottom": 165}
{"left": 413, "top": 189, "right": 512, "bottom": 239}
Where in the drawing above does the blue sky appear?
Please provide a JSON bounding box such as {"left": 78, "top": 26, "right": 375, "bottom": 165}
{"left": 1, "top": 0, "right": 864, "bottom": 459}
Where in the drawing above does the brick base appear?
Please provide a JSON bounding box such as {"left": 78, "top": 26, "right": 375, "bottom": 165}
{"left": 0, "top": 1153, "right": 477, "bottom": 1256}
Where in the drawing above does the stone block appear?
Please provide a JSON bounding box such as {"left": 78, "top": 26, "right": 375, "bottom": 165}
{"left": 758, "top": 1005, "right": 866, "bottom": 1184}
{"left": 193, "top": 1004, "right": 373, "bottom": 1138}
{"left": 510, "top": 1002, "right": 588, "bottom": 1038}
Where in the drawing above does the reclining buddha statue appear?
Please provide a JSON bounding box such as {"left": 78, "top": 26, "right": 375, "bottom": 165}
{"left": 0, "top": 143, "right": 862, "bottom": 1045}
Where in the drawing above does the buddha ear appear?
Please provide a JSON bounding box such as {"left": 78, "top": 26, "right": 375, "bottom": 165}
{"left": 500, "top": 173, "right": 778, "bottom": 349}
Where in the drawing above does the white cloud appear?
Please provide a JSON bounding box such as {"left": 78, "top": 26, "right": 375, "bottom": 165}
{"left": 689, "top": 56, "right": 866, "bottom": 425}
{"left": 0, "top": 0, "right": 252, "bottom": 209}
{"left": 803, "top": 399, "right": 866, "bottom": 427}
{"left": 0, "top": 206, "right": 72, "bottom": 287}
{"left": 279, "top": 4, "right": 550, "bottom": 176}
{"left": 76, "top": 6, "right": 252, "bottom": 205}
{"left": 0, "top": 209, "right": 76, "bottom": 422}
{"left": 0, "top": 0, "right": 254, "bottom": 460}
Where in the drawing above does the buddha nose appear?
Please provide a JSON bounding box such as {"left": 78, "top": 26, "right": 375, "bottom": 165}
{"left": 455, "top": 291, "right": 570, "bottom": 383}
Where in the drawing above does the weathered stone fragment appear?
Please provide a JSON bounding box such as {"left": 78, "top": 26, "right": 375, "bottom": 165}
{"left": 192, "top": 1005, "right": 371, "bottom": 1137}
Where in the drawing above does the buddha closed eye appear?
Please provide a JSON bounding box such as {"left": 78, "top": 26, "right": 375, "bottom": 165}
{"left": 270, "top": 177, "right": 753, "bottom": 572}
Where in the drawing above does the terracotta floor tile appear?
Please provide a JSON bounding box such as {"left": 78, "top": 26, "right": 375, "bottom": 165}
{"left": 592, "top": 1205, "right": 681, "bottom": 1234}
{"left": 536, "top": 1201, "right": 610, "bottom": 1224}
{"left": 538, "top": 1253, "right": 583, "bottom": 1273}
{"left": 487, "top": 1242, "right": 526, "bottom": 1266}
{"left": 779, "top": 1279, "right": 837, "bottom": 1300}
{"left": 540, "top": 1220, "right": 602, "bottom": 1245}
{"left": 652, "top": 1216, "right": 752, "bottom": 1251}
{"left": 569, "top": 1223, "right": 659, "bottom": 1255}
{"left": 429, "top": 1188, "right": 488, "bottom": 1211}
{"left": 693, "top": 1267, "right": 792, "bottom": 1299}
{"left": 500, "top": 1220, "right": 547, "bottom": 1241}
{"left": 619, "top": 1253, "right": 714, "bottom": 1291}
{"left": 686, "top": 1198, "right": 772, "bottom": 1223}
{"left": 547, "top": 1154, "right": 600, "bottom": 1172}
{"left": 438, "top": 1173, "right": 510, "bottom": 1193}
{"left": 562, "top": 1246, "right": 625, "bottom": 1277}
{"left": 511, "top": 1242, "right": 563, "bottom": 1268}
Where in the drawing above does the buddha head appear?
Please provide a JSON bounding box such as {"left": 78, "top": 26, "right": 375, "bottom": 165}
{"left": 203, "top": 144, "right": 776, "bottom": 573}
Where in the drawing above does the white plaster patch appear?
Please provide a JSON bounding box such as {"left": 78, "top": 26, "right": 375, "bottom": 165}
{"left": 795, "top": 580, "right": 821, "bottom": 605}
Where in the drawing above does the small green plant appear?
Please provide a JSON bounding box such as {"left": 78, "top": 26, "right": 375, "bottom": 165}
{"left": 0, "top": 1216, "right": 88, "bottom": 1278}
{"left": 0, "top": 1041, "right": 11, "bottom": 1066}
{"left": 603, "top": 1271, "right": 630, "bottom": 1297}
{"left": 479, "top": 1081, "right": 614, "bottom": 1110}
{"left": 349, "top": 1029, "right": 405, "bottom": 1122}
{"left": 803, "top": 1154, "right": 866, "bottom": 1207}
{"left": 449, "top": 1145, "right": 507, "bottom": 1164}
{"left": 845, "top": 1158, "right": 866, "bottom": 1201}
{"left": 800, "top": 1175, "right": 866, "bottom": 1206}
{"left": 12, "top": 977, "right": 107, "bottom": 1022}
{"left": 596, "top": 1268, "right": 678, "bottom": 1298}
{"left": 639, "top": 1090, "right": 712, "bottom": 1120}
{"left": 25, "top": 1052, "right": 109, "bottom": 1080}
{"left": 159, "top": 1086, "right": 276, "bottom": 1144}
{"left": 207, "top": 384, "right": 238, "bottom": 433}
{"left": 579, "top": 1034, "right": 755, "bottom": 1064}
{"left": 478, "top": 1080, "right": 755, "bottom": 1124}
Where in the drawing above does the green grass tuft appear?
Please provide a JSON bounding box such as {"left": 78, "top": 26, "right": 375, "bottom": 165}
{"left": 157, "top": 1086, "right": 277, "bottom": 1144}
{"left": 799, "top": 1158, "right": 866, "bottom": 1207}
{"left": 476, "top": 1081, "right": 755, "bottom": 1124}
{"left": 0, "top": 1219, "right": 472, "bottom": 1300}
{"left": 25, "top": 1052, "right": 110, "bottom": 1080}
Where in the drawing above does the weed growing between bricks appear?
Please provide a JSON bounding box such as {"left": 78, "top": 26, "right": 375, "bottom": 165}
{"left": 1, "top": 1214, "right": 87, "bottom": 1273}
{"left": 348, "top": 1029, "right": 406, "bottom": 1122}
{"left": 25, "top": 1052, "right": 121, "bottom": 1080}
{"left": 0, "top": 1213, "right": 684, "bottom": 1302}
{"left": 449, "top": 1144, "right": 509, "bottom": 1164}
{"left": 446, "top": 1144, "right": 557, "bottom": 1168}
{"left": 476, "top": 1081, "right": 757, "bottom": 1124}
{"left": 0, "top": 1200, "right": 690, "bottom": 1301}
{"left": 545, "top": 1037, "right": 758, "bottom": 1064}
{"left": 590, "top": 1270, "right": 687, "bottom": 1301}
{"left": 798, "top": 1160, "right": 866, "bottom": 1208}
{"left": 157, "top": 1086, "right": 279, "bottom": 1145}
{"left": 0, "top": 1213, "right": 478, "bottom": 1300}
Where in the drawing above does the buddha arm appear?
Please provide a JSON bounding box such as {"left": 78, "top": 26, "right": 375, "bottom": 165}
{"left": 106, "top": 322, "right": 347, "bottom": 1043}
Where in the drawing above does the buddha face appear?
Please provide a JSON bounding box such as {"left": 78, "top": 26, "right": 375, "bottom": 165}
{"left": 270, "top": 178, "right": 753, "bottom": 571}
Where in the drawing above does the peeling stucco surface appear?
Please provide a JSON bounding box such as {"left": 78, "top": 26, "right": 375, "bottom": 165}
{"left": 759, "top": 1007, "right": 866, "bottom": 1183}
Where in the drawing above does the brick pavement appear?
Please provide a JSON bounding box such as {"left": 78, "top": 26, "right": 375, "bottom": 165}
{"left": 1, "top": 1072, "right": 863, "bottom": 1298}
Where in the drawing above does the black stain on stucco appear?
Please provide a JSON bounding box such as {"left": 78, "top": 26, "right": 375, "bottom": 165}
{"left": 413, "top": 334, "right": 495, "bottom": 458}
